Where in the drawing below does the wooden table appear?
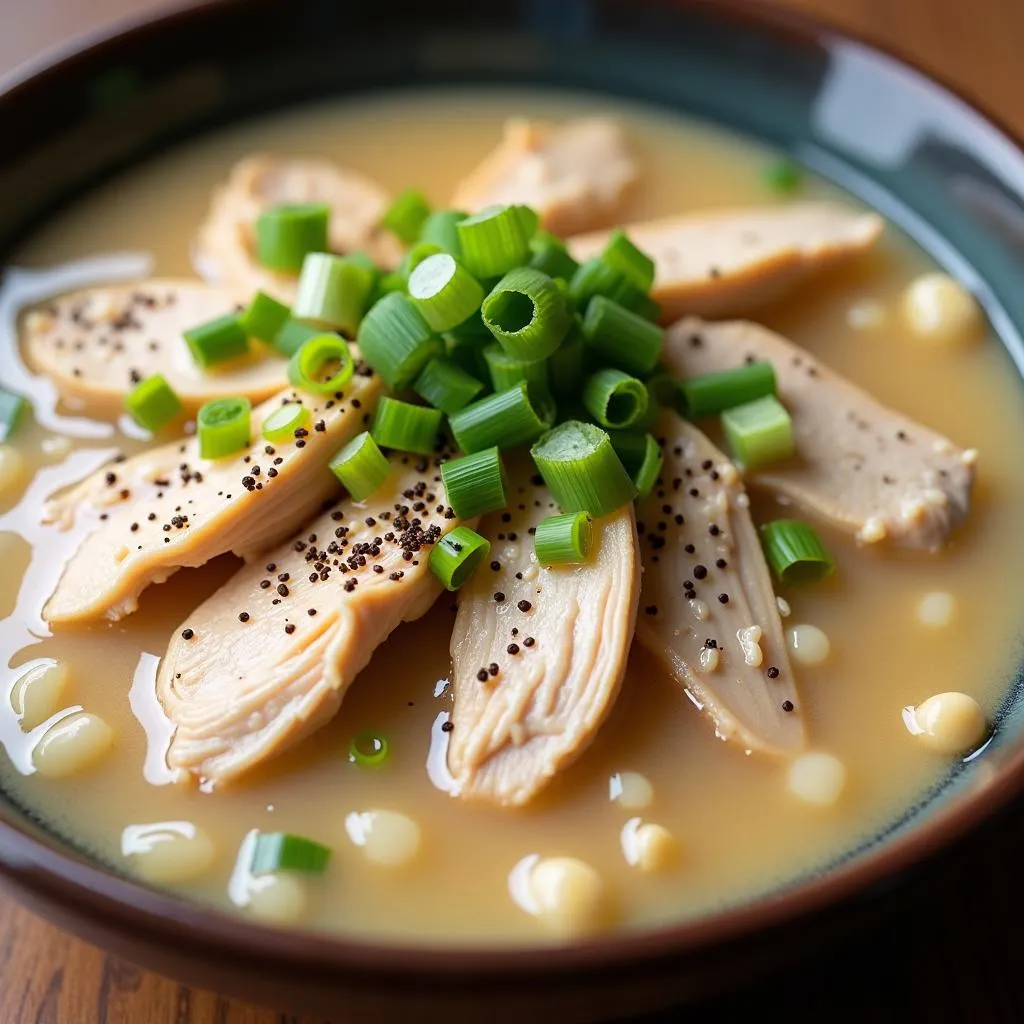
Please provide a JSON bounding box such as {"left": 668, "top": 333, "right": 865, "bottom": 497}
{"left": 2, "top": 1, "right": 1023, "bottom": 1020}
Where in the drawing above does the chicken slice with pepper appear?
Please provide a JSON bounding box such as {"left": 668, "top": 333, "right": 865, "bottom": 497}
{"left": 662, "top": 317, "right": 975, "bottom": 550}
{"left": 159, "top": 453, "right": 463, "bottom": 785}
{"left": 447, "top": 470, "right": 639, "bottom": 806}
{"left": 21, "top": 280, "right": 287, "bottom": 418}
{"left": 636, "top": 413, "right": 805, "bottom": 755}
{"left": 568, "top": 203, "right": 883, "bottom": 321}
{"left": 41, "top": 361, "right": 383, "bottom": 624}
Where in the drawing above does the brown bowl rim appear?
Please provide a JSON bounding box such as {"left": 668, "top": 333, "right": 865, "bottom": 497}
{"left": 1, "top": 0, "right": 1023, "bottom": 985}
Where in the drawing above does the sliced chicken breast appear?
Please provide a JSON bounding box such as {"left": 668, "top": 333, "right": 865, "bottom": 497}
{"left": 159, "top": 454, "right": 462, "bottom": 785}
{"left": 193, "top": 154, "right": 403, "bottom": 302}
{"left": 447, "top": 471, "right": 640, "bottom": 806}
{"left": 451, "top": 118, "right": 638, "bottom": 237}
{"left": 21, "top": 280, "right": 287, "bottom": 418}
{"left": 636, "top": 413, "right": 805, "bottom": 755}
{"left": 663, "top": 317, "right": 976, "bottom": 550}
{"left": 41, "top": 362, "right": 383, "bottom": 624}
{"left": 568, "top": 203, "right": 884, "bottom": 321}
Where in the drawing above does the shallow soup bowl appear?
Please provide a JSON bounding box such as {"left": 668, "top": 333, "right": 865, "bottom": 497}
{"left": 1, "top": 0, "right": 1024, "bottom": 1019}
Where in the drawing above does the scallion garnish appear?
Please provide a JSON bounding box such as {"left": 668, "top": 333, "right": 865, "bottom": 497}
{"left": 610, "top": 431, "right": 663, "bottom": 499}
{"left": 382, "top": 188, "right": 432, "bottom": 244}
{"left": 255, "top": 203, "right": 330, "bottom": 273}
{"left": 330, "top": 431, "right": 390, "bottom": 500}
{"left": 292, "top": 253, "right": 374, "bottom": 336}
{"left": 123, "top": 375, "right": 182, "bottom": 433}
{"left": 763, "top": 159, "right": 802, "bottom": 195}
{"left": 240, "top": 291, "right": 291, "bottom": 344}
{"left": 348, "top": 731, "right": 390, "bottom": 768}
{"left": 356, "top": 292, "right": 443, "bottom": 389}
{"left": 371, "top": 396, "right": 443, "bottom": 455}
{"left": 250, "top": 832, "right": 331, "bottom": 875}
{"left": 440, "top": 446, "right": 508, "bottom": 520}
{"left": 722, "top": 394, "right": 795, "bottom": 470}
{"left": 445, "top": 330, "right": 491, "bottom": 382}
{"left": 679, "top": 361, "right": 776, "bottom": 419}
{"left": 262, "top": 401, "right": 311, "bottom": 444}
{"left": 602, "top": 229, "right": 655, "bottom": 292}
{"left": 760, "top": 520, "right": 835, "bottom": 584}
{"left": 569, "top": 257, "right": 646, "bottom": 312}
{"left": 529, "top": 230, "right": 580, "bottom": 281}
{"left": 634, "top": 293, "right": 662, "bottom": 323}
{"left": 534, "top": 511, "right": 593, "bottom": 565}
{"left": 273, "top": 318, "right": 321, "bottom": 357}
{"left": 197, "top": 396, "right": 251, "bottom": 460}
{"left": 183, "top": 313, "right": 249, "bottom": 369}
{"left": 287, "top": 334, "right": 354, "bottom": 395}
{"left": 547, "top": 328, "right": 585, "bottom": 400}
{"left": 398, "top": 242, "right": 443, "bottom": 282}
{"left": 644, "top": 365, "right": 678, "bottom": 407}
{"left": 581, "top": 296, "right": 662, "bottom": 376}
{"left": 429, "top": 525, "right": 492, "bottom": 591}
{"left": 483, "top": 343, "right": 550, "bottom": 396}
{"left": 581, "top": 368, "right": 650, "bottom": 430}
{"left": 481, "top": 267, "right": 571, "bottom": 361}
{"left": 531, "top": 420, "right": 636, "bottom": 519}
{"left": 413, "top": 358, "right": 484, "bottom": 415}
{"left": 448, "top": 382, "right": 551, "bottom": 454}
{"left": 408, "top": 253, "right": 485, "bottom": 333}
{"left": 419, "top": 209, "right": 467, "bottom": 257}
{"left": 457, "top": 203, "right": 538, "bottom": 279}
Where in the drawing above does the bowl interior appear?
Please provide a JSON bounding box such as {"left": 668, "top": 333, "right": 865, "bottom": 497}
{"left": 1, "top": 0, "right": 1024, "bottom": 964}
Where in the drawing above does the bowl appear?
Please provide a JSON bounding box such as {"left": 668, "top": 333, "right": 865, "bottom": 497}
{"left": 2, "top": 1, "right": 1024, "bottom": 1020}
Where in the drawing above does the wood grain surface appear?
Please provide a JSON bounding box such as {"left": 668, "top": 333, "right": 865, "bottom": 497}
{"left": 2, "top": 1, "right": 1023, "bottom": 1021}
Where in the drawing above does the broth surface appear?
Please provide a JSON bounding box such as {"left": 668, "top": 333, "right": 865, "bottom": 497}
{"left": 1, "top": 87, "right": 1023, "bottom": 944}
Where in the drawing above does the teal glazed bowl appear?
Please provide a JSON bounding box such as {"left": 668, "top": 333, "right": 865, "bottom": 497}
{"left": 1, "top": 2, "right": 1024, "bottom": 1020}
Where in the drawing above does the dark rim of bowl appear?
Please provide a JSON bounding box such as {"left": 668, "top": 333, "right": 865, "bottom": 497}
{"left": 1, "top": 0, "right": 1023, "bottom": 985}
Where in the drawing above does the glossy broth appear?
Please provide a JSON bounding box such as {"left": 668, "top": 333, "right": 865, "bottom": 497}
{"left": 1, "top": 87, "right": 1023, "bottom": 944}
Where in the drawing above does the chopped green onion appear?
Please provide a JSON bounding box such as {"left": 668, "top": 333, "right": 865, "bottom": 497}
{"left": 634, "top": 293, "right": 662, "bottom": 323}
{"left": 429, "top": 525, "right": 492, "bottom": 590}
{"left": 529, "top": 230, "right": 580, "bottom": 280}
{"left": 722, "top": 395, "right": 794, "bottom": 469}
{"left": 531, "top": 420, "right": 636, "bottom": 518}
{"left": 382, "top": 188, "right": 431, "bottom": 244}
{"left": 581, "top": 296, "right": 662, "bottom": 376}
{"left": 183, "top": 313, "right": 249, "bottom": 369}
{"left": 293, "top": 253, "right": 374, "bottom": 336}
{"left": 763, "top": 159, "right": 802, "bottom": 195}
{"left": 240, "top": 291, "right": 291, "bottom": 344}
{"left": 679, "top": 361, "right": 776, "bottom": 419}
{"left": 419, "top": 209, "right": 467, "bottom": 257}
{"left": 482, "top": 267, "right": 571, "bottom": 361}
{"left": 287, "top": 334, "right": 354, "bottom": 396}
{"left": 197, "top": 397, "right": 251, "bottom": 460}
{"left": 760, "top": 519, "right": 835, "bottom": 584}
{"left": 273, "top": 318, "right": 321, "bottom": 357}
{"left": 645, "top": 366, "right": 678, "bottom": 407}
{"left": 398, "top": 242, "right": 443, "bottom": 281}
{"left": 262, "top": 401, "right": 311, "bottom": 443}
{"left": 440, "top": 446, "right": 508, "bottom": 520}
{"left": 250, "top": 832, "right": 331, "bottom": 875}
{"left": 602, "top": 230, "right": 655, "bottom": 292}
{"left": 255, "top": 203, "right": 329, "bottom": 273}
{"left": 414, "top": 358, "right": 483, "bottom": 415}
{"left": 457, "top": 204, "right": 537, "bottom": 279}
{"left": 356, "top": 292, "right": 443, "bottom": 389}
{"left": 123, "top": 375, "right": 181, "bottom": 432}
{"left": 346, "top": 250, "right": 380, "bottom": 275}
{"left": 582, "top": 368, "right": 649, "bottom": 430}
{"left": 348, "top": 731, "right": 390, "bottom": 768}
{"left": 548, "top": 328, "right": 585, "bottom": 400}
{"left": 373, "top": 270, "right": 408, "bottom": 303}
{"left": 330, "top": 431, "right": 390, "bottom": 500}
{"left": 448, "top": 382, "right": 551, "bottom": 454}
{"left": 569, "top": 257, "right": 646, "bottom": 312}
{"left": 408, "top": 253, "right": 485, "bottom": 332}
{"left": 445, "top": 331, "right": 491, "bottom": 382}
{"left": 483, "top": 343, "right": 549, "bottom": 395}
{"left": 371, "top": 396, "right": 443, "bottom": 455}
{"left": 534, "top": 511, "right": 593, "bottom": 565}
{"left": 610, "top": 432, "right": 663, "bottom": 499}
